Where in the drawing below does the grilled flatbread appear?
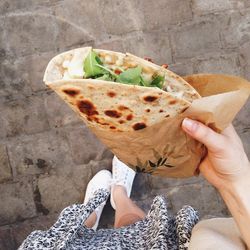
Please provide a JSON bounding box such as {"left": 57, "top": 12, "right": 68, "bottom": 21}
{"left": 44, "top": 47, "right": 200, "bottom": 132}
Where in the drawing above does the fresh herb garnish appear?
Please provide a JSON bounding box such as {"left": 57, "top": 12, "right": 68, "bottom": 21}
{"left": 84, "top": 50, "right": 118, "bottom": 80}
{"left": 116, "top": 66, "right": 142, "bottom": 85}
{"left": 95, "top": 55, "right": 103, "bottom": 65}
{"left": 139, "top": 75, "right": 151, "bottom": 87}
{"left": 150, "top": 75, "right": 165, "bottom": 89}
{"left": 95, "top": 64, "right": 118, "bottom": 79}
{"left": 84, "top": 50, "right": 106, "bottom": 78}
{"left": 83, "top": 50, "right": 165, "bottom": 89}
{"left": 95, "top": 74, "right": 114, "bottom": 81}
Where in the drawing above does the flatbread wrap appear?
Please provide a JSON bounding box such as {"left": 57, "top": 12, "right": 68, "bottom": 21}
{"left": 43, "top": 47, "right": 250, "bottom": 178}
{"left": 44, "top": 47, "right": 200, "bottom": 132}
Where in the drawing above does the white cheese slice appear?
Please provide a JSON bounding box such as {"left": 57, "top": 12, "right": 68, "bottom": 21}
{"left": 67, "top": 50, "right": 85, "bottom": 78}
{"left": 63, "top": 48, "right": 91, "bottom": 79}
{"left": 62, "top": 60, "right": 70, "bottom": 68}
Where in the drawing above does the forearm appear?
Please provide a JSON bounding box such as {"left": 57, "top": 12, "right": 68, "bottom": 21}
{"left": 219, "top": 173, "right": 250, "bottom": 249}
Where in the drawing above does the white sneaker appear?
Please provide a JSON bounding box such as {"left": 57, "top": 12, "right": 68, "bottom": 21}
{"left": 84, "top": 170, "right": 112, "bottom": 230}
{"left": 110, "top": 156, "right": 136, "bottom": 210}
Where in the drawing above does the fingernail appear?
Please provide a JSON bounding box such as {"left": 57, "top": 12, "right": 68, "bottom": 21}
{"left": 182, "top": 118, "right": 198, "bottom": 132}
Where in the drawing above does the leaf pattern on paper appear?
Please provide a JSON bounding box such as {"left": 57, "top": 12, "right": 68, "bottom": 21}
{"left": 133, "top": 144, "right": 180, "bottom": 174}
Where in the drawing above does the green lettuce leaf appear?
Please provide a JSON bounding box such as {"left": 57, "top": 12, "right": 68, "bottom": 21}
{"left": 95, "top": 74, "right": 114, "bottom": 81}
{"left": 83, "top": 50, "right": 165, "bottom": 89}
{"left": 84, "top": 50, "right": 105, "bottom": 78}
{"left": 95, "top": 64, "right": 118, "bottom": 79}
{"left": 150, "top": 75, "right": 165, "bottom": 89}
{"left": 139, "top": 76, "right": 151, "bottom": 87}
{"left": 116, "top": 66, "right": 142, "bottom": 84}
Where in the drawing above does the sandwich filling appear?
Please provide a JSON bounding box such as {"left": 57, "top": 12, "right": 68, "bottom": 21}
{"left": 60, "top": 48, "right": 200, "bottom": 102}
{"left": 62, "top": 49, "right": 165, "bottom": 90}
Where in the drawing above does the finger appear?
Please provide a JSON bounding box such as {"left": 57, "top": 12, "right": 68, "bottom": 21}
{"left": 182, "top": 118, "right": 225, "bottom": 153}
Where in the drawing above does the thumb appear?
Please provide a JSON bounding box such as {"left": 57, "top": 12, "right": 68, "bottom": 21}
{"left": 182, "top": 118, "right": 225, "bottom": 153}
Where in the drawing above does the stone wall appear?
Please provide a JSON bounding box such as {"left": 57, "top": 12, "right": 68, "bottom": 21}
{"left": 0, "top": 0, "right": 250, "bottom": 248}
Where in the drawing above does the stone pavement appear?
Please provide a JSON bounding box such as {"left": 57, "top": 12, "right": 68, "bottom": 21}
{"left": 0, "top": 0, "right": 250, "bottom": 249}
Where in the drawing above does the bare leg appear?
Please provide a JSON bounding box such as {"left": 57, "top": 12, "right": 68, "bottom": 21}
{"left": 84, "top": 212, "right": 97, "bottom": 228}
{"left": 113, "top": 185, "right": 146, "bottom": 228}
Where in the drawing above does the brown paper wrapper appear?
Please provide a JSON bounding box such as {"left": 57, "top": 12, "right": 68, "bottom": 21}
{"left": 86, "top": 74, "right": 250, "bottom": 178}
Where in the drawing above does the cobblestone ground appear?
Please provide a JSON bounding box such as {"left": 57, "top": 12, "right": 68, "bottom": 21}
{"left": 0, "top": 0, "right": 250, "bottom": 248}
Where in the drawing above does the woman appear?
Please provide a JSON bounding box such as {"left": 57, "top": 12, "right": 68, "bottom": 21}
{"left": 183, "top": 118, "right": 250, "bottom": 249}
{"left": 19, "top": 118, "right": 250, "bottom": 249}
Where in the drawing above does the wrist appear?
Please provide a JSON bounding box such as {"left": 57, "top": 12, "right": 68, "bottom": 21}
{"left": 217, "top": 162, "right": 250, "bottom": 194}
{"left": 218, "top": 168, "right": 250, "bottom": 248}
{"left": 218, "top": 168, "right": 250, "bottom": 212}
